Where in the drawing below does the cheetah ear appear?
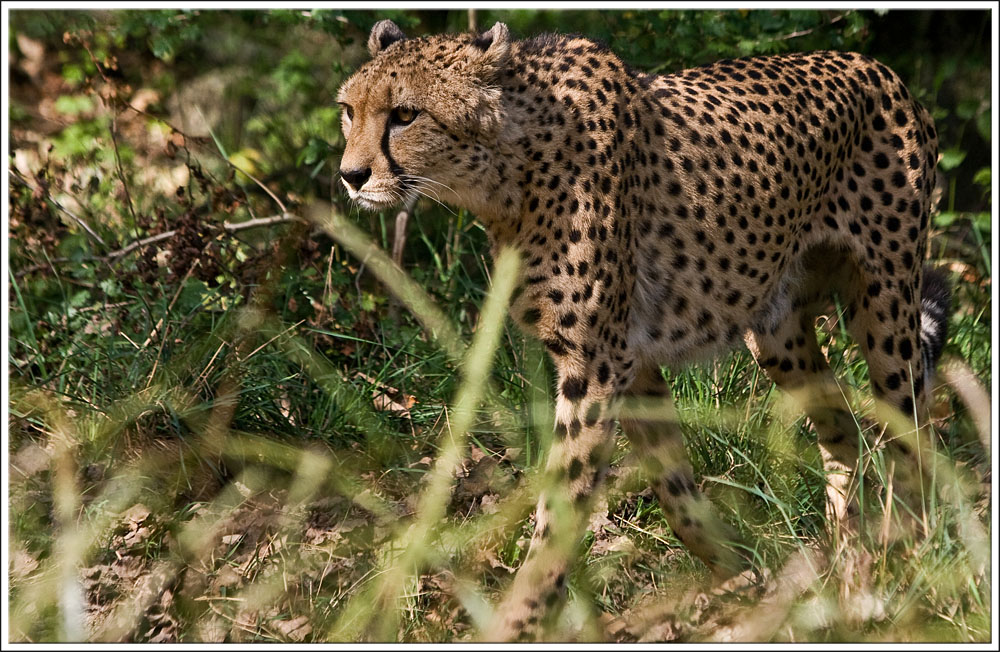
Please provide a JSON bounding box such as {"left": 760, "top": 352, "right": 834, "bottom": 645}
{"left": 368, "top": 20, "right": 406, "bottom": 57}
{"left": 467, "top": 22, "right": 511, "bottom": 76}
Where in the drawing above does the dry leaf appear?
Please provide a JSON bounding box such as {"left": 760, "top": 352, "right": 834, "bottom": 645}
{"left": 590, "top": 534, "right": 635, "bottom": 557}
{"left": 587, "top": 497, "right": 613, "bottom": 533}
{"left": 479, "top": 493, "right": 501, "bottom": 515}
{"left": 214, "top": 564, "right": 242, "bottom": 588}
{"left": 196, "top": 617, "right": 228, "bottom": 643}
{"left": 355, "top": 372, "right": 417, "bottom": 416}
{"left": 273, "top": 615, "right": 312, "bottom": 642}
{"left": 123, "top": 504, "right": 152, "bottom": 527}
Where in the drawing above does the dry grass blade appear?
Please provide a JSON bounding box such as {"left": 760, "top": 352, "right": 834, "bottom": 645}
{"left": 326, "top": 246, "right": 520, "bottom": 641}
{"left": 940, "top": 360, "right": 992, "bottom": 456}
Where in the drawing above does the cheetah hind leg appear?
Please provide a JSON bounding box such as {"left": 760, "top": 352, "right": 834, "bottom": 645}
{"left": 745, "top": 301, "right": 868, "bottom": 539}
{"left": 843, "top": 264, "right": 953, "bottom": 539}
{"left": 619, "top": 366, "right": 753, "bottom": 579}
{"left": 742, "top": 299, "right": 886, "bottom": 612}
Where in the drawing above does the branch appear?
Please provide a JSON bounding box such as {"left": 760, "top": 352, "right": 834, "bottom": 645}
{"left": 776, "top": 12, "right": 847, "bottom": 41}
{"left": 10, "top": 170, "right": 107, "bottom": 247}
{"left": 108, "top": 214, "right": 303, "bottom": 261}
{"left": 388, "top": 195, "right": 418, "bottom": 317}
{"left": 13, "top": 213, "right": 304, "bottom": 277}
{"left": 391, "top": 195, "right": 418, "bottom": 268}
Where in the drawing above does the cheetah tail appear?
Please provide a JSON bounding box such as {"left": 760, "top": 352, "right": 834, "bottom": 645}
{"left": 919, "top": 265, "right": 952, "bottom": 378}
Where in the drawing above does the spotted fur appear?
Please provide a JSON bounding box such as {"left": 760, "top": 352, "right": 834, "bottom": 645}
{"left": 337, "top": 21, "right": 951, "bottom": 641}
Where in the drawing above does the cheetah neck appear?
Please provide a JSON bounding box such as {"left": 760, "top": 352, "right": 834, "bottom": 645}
{"left": 455, "top": 120, "right": 529, "bottom": 245}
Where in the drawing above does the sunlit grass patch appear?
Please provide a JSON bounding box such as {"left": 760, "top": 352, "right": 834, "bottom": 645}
{"left": 8, "top": 193, "right": 992, "bottom": 641}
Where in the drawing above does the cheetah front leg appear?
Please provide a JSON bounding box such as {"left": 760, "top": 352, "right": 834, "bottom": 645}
{"left": 483, "top": 352, "right": 623, "bottom": 641}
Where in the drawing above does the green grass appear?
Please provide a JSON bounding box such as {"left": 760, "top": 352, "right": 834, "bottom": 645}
{"left": 9, "top": 187, "right": 991, "bottom": 641}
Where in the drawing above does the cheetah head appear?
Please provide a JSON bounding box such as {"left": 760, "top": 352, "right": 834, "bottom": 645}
{"left": 337, "top": 20, "right": 511, "bottom": 211}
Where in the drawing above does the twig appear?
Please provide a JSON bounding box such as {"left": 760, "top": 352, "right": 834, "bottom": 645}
{"left": 142, "top": 259, "right": 200, "bottom": 349}
{"left": 388, "top": 195, "right": 419, "bottom": 317}
{"left": 9, "top": 170, "right": 107, "bottom": 247}
{"left": 13, "top": 213, "right": 303, "bottom": 277}
{"left": 228, "top": 160, "right": 289, "bottom": 215}
{"left": 80, "top": 41, "right": 140, "bottom": 226}
{"left": 391, "top": 195, "right": 418, "bottom": 268}
{"left": 776, "top": 12, "right": 847, "bottom": 41}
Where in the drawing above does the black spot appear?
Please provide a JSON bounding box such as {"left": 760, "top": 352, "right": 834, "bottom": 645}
{"left": 545, "top": 339, "right": 568, "bottom": 356}
{"left": 900, "top": 396, "right": 914, "bottom": 414}
{"left": 899, "top": 338, "right": 913, "bottom": 360}
{"left": 561, "top": 376, "right": 589, "bottom": 401}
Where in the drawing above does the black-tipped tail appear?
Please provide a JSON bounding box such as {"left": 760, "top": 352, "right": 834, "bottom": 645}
{"left": 920, "top": 266, "right": 952, "bottom": 375}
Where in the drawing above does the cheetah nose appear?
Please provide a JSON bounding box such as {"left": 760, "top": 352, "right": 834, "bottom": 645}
{"left": 340, "top": 167, "right": 372, "bottom": 190}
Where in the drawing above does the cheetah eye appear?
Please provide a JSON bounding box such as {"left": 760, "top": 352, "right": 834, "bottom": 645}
{"left": 390, "top": 106, "right": 419, "bottom": 126}
{"left": 338, "top": 102, "right": 354, "bottom": 121}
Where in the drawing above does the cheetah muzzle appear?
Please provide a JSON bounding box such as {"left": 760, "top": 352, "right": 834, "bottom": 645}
{"left": 337, "top": 19, "right": 953, "bottom": 642}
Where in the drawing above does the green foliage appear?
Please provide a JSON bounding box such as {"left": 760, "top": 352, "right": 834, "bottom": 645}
{"left": 113, "top": 10, "right": 205, "bottom": 62}
{"left": 484, "top": 9, "right": 871, "bottom": 71}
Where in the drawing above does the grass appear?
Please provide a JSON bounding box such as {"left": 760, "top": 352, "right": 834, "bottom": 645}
{"left": 7, "top": 11, "right": 993, "bottom": 643}
{"left": 8, "top": 184, "right": 992, "bottom": 641}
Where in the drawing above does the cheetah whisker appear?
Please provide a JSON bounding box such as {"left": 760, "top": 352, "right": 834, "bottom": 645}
{"left": 401, "top": 174, "right": 458, "bottom": 197}
{"left": 403, "top": 182, "right": 458, "bottom": 216}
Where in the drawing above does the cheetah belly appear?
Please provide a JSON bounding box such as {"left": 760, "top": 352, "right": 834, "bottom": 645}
{"left": 627, "top": 250, "right": 805, "bottom": 368}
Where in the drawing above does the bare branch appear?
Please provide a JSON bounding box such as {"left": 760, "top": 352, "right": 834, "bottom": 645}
{"left": 776, "top": 12, "right": 847, "bottom": 41}
{"left": 10, "top": 170, "right": 107, "bottom": 247}
{"left": 391, "top": 195, "right": 418, "bottom": 268}
{"left": 13, "top": 213, "right": 304, "bottom": 277}
{"left": 227, "top": 160, "right": 289, "bottom": 215}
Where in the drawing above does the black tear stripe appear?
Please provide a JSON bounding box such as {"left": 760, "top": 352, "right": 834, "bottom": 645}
{"left": 381, "top": 117, "right": 406, "bottom": 178}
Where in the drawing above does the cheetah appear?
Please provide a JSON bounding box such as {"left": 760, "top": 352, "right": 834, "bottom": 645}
{"left": 336, "top": 20, "right": 952, "bottom": 641}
